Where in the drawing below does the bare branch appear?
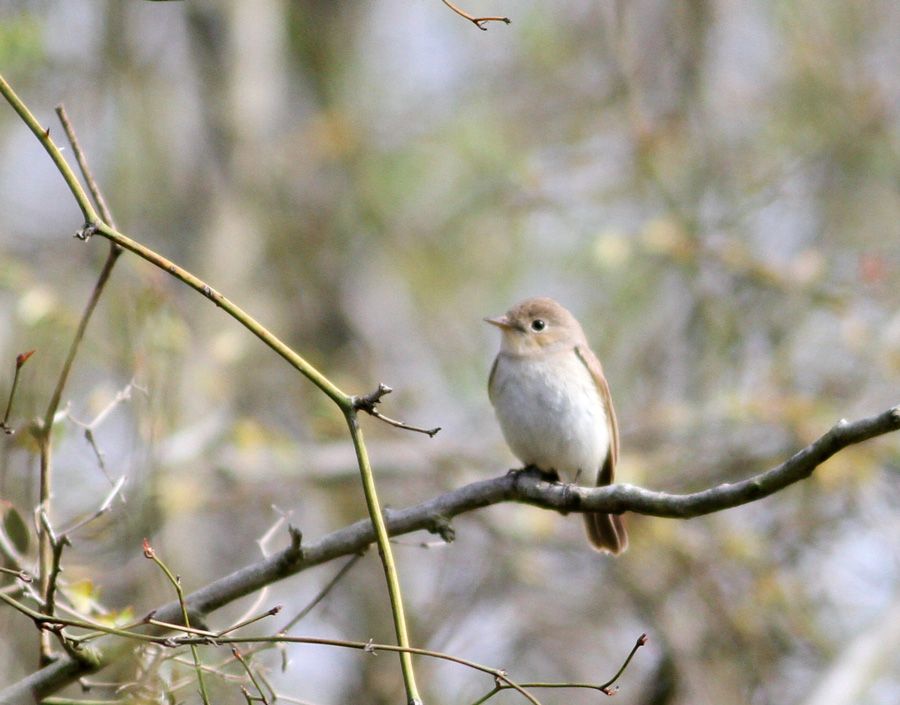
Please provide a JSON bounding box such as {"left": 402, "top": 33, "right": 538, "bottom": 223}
{"left": 441, "top": 0, "right": 511, "bottom": 30}
{"left": 1, "top": 350, "right": 36, "bottom": 434}
{"left": 59, "top": 475, "right": 127, "bottom": 536}
{"left": 352, "top": 383, "right": 441, "bottom": 437}
{"left": 54, "top": 104, "right": 117, "bottom": 230}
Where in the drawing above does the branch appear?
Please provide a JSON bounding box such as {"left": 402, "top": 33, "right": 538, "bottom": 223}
{"left": 4, "top": 405, "right": 898, "bottom": 700}
{"left": 1, "top": 350, "right": 35, "bottom": 434}
{"left": 353, "top": 384, "right": 441, "bottom": 437}
{"left": 441, "top": 0, "right": 510, "bottom": 30}
{"left": 344, "top": 410, "right": 422, "bottom": 704}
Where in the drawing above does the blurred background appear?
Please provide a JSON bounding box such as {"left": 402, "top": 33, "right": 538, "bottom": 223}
{"left": 1, "top": 1, "right": 899, "bottom": 703}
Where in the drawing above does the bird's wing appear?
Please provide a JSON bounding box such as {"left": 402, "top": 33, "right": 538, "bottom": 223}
{"left": 487, "top": 355, "right": 500, "bottom": 406}
{"left": 574, "top": 345, "right": 619, "bottom": 478}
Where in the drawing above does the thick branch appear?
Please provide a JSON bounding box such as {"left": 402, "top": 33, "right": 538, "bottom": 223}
{"left": 3, "top": 405, "right": 898, "bottom": 700}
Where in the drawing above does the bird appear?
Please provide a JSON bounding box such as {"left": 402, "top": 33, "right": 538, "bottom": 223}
{"left": 485, "top": 297, "right": 626, "bottom": 554}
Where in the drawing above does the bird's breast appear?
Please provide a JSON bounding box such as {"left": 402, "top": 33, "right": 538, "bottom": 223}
{"left": 490, "top": 350, "right": 610, "bottom": 477}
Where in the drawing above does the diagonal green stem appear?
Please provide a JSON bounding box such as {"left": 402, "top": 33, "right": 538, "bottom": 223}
{"left": 346, "top": 410, "right": 422, "bottom": 705}
{"left": 0, "top": 75, "right": 99, "bottom": 224}
{"left": 91, "top": 221, "right": 350, "bottom": 408}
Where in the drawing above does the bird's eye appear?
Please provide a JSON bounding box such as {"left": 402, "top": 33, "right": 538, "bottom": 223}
{"left": 530, "top": 319, "right": 546, "bottom": 332}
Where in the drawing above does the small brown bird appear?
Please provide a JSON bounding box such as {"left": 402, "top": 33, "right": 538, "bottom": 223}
{"left": 485, "top": 297, "right": 626, "bottom": 554}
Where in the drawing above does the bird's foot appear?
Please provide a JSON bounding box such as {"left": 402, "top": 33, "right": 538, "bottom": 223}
{"left": 556, "top": 470, "right": 586, "bottom": 516}
{"left": 507, "top": 465, "right": 558, "bottom": 482}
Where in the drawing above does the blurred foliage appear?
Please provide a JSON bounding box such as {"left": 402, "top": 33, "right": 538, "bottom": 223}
{"left": 1, "top": 1, "right": 899, "bottom": 704}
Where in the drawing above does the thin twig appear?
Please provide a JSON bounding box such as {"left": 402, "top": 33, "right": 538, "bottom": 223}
{"left": 59, "top": 475, "right": 127, "bottom": 536}
{"left": 143, "top": 540, "right": 211, "bottom": 705}
{"left": 1, "top": 350, "right": 35, "bottom": 434}
{"left": 34, "top": 244, "right": 118, "bottom": 662}
{"left": 0, "top": 566, "right": 32, "bottom": 582}
{"left": 0, "top": 589, "right": 542, "bottom": 703}
{"left": 36, "top": 512, "right": 85, "bottom": 663}
{"left": 42, "top": 699, "right": 125, "bottom": 705}
{"left": 279, "top": 553, "right": 363, "bottom": 635}
{"left": 144, "top": 618, "right": 218, "bottom": 639}
{"left": 232, "top": 648, "right": 270, "bottom": 705}
{"left": 38, "top": 512, "right": 69, "bottom": 628}
{"left": 66, "top": 380, "right": 143, "bottom": 486}
{"left": 224, "top": 554, "right": 362, "bottom": 667}
{"left": 54, "top": 104, "right": 117, "bottom": 229}
{"left": 598, "top": 632, "right": 648, "bottom": 693}
{"left": 441, "top": 0, "right": 510, "bottom": 30}
{"left": 222, "top": 509, "right": 290, "bottom": 634}
{"left": 193, "top": 635, "right": 541, "bottom": 705}
{"left": 483, "top": 632, "right": 649, "bottom": 699}
{"left": 216, "top": 605, "right": 282, "bottom": 638}
{"left": 353, "top": 384, "right": 441, "bottom": 437}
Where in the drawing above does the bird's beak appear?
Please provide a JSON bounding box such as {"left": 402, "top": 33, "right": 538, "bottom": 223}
{"left": 484, "top": 314, "right": 515, "bottom": 330}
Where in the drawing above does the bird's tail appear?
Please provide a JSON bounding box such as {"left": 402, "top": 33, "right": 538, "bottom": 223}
{"left": 585, "top": 512, "right": 628, "bottom": 554}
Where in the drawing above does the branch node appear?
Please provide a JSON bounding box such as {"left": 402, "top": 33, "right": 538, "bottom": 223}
{"left": 427, "top": 515, "right": 456, "bottom": 543}
{"left": 74, "top": 223, "right": 98, "bottom": 241}
{"left": 287, "top": 524, "right": 303, "bottom": 553}
{"left": 278, "top": 524, "right": 305, "bottom": 565}
{"left": 352, "top": 383, "right": 393, "bottom": 412}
